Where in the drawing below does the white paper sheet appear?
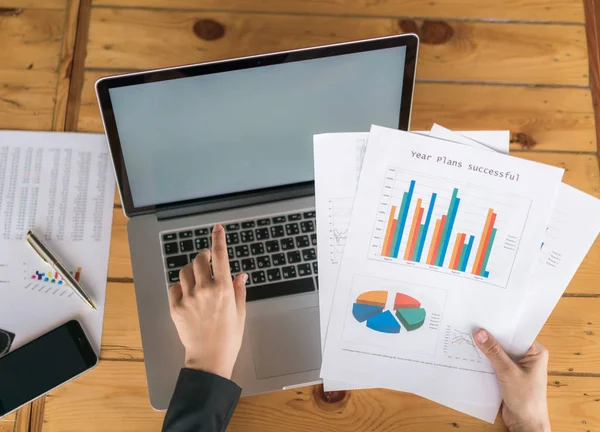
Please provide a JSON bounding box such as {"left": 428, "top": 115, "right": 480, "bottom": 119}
{"left": 0, "top": 131, "right": 115, "bottom": 355}
{"left": 430, "top": 124, "right": 509, "bottom": 154}
{"left": 320, "top": 125, "right": 564, "bottom": 422}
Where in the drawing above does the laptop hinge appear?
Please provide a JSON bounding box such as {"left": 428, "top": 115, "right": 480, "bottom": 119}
{"left": 155, "top": 184, "right": 315, "bottom": 221}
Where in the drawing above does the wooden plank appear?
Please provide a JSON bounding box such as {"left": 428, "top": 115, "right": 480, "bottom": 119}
{"left": 29, "top": 398, "right": 44, "bottom": 432}
{"left": 0, "top": 413, "right": 15, "bottom": 422}
{"left": 14, "top": 403, "right": 30, "bottom": 432}
{"left": 78, "top": 70, "right": 596, "bottom": 152}
{"left": 84, "top": 8, "right": 589, "bottom": 85}
{"left": 91, "top": 0, "right": 586, "bottom": 24}
{"left": 0, "top": 422, "right": 15, "bottom": 432}
{"left": 584, "top": 0, "right": 600, "bottom": 156}
{"left": 0, "top": 0, "right": 65, "bottom": 8}
{"left": 40, "top": 358, "right": 600, "bottom": 431}
{"left": 0, "top": 9, "right": 64, "bottom": 71}
{"left": 100, "top": 281, "right": 600, "bottom": 377}
{"left": 52, "top": 0, "right": 82, "bottom": 131}
{"left": 0, "top": 70, "right": 57, "bottom": 130}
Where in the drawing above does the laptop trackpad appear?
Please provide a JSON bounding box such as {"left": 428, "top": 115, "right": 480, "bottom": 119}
{"left": 248, "top": 307, "right": 322, "bottom": 379}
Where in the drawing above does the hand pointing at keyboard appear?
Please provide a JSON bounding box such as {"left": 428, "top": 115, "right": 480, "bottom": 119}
{"left": 168, "top": 223, "right": 248, "bottom": 379}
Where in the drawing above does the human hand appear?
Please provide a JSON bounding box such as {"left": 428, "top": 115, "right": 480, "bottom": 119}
{"left": 168, "top": 224, "right": 247, "bottom": 379}
{"left": 474, "top": 329, "right": 551, "bottom": 432}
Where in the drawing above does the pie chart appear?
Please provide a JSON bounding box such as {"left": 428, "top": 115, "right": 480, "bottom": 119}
{"left": 352, "top": 290, "right": 426, "bottom": 334}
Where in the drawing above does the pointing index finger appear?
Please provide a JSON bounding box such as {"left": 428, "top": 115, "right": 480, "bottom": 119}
{"left": 211, "top": 224, "right": 231, "bottom": 283}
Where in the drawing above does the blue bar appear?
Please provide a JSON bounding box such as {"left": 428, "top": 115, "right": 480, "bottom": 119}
{"left": 484, "top": 270, "right": 490, "bottom": 278}
{"left": 437, "top": 190, "right": 460, "bottom": 266}
{"left": 415, "top": 193, "right": 437, "bottom": 262}
{"left": 391, "top": 180, "right": 415, "bottom": 258}
{"left": 459, "top": 235, "right": 475, "bottom": 272}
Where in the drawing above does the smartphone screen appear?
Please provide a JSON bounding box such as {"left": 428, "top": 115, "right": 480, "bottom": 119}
{"left": 0, "top": 320, "right": 98, "bottom": 417}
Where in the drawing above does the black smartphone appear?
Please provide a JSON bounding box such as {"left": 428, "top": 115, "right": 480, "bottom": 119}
{"left": 0, "top": 320, "right": 98, "bottom": 418}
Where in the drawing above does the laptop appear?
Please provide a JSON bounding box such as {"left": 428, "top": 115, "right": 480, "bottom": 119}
{"left": 95, "top": 34, "right": 419, "bottom": 410}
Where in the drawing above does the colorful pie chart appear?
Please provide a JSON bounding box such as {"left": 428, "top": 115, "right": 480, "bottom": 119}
{"left": 352, "top": 290, "right": 426, "bottom": 334}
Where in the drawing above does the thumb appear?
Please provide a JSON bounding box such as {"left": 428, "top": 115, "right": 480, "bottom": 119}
{"left": 233, "top": 273, "right": 247, "bottom": 317}
{"left": 474, "top": 329, "right": 516, "bottom": 377}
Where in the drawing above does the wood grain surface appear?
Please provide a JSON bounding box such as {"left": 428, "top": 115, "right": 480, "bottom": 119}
{"left": 84, "top": 8, "right": 589, "bottom": 85}
{"left": 90, "top": 0, "right": 586, "bottom": 23}
{"left": 0, "top": 0, "right": 65, "bottom": 8}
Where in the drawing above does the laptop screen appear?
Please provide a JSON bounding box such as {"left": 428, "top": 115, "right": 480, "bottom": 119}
{"left": 108, "top": 45, "right": 407, "bottom": 208}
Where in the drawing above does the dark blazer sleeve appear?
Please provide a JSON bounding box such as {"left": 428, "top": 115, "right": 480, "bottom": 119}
{"left": 162, "top": 368, "right": 242, "bottom": 432}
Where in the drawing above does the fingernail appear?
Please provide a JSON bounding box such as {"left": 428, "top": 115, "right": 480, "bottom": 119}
{"left": 242, "top": 273, "right": 248, "bottom": 282}
{"left": 213, "top": 223, "right": 223, "bottom": 232}
{"left": 474, "top": 329, "right": 488, "bottom": 345}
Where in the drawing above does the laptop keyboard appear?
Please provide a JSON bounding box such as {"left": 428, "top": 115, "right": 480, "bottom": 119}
{"left": 160, "top": 209, "right": 318, "bottom": 302}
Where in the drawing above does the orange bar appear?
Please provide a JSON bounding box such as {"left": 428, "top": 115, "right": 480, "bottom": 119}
{"left": 403, "top": 199, "right": 423, "bottom": 260}
{"left": 450, "top": 233, "right": 466, "bottom": 269}
{"left": 428, "top": 215, "right": 446, "bottom": 265}
{"left": 381, "top": 205, "right": 397, "bottom": 256}
{"left": 474, "top": 212, "right": 497, "bottom": 275}
{"left": 472, "top": 209, "right": 494, "bottom": 274}
{"left": 427, "top": 219, "right": 442, "bottom": 264}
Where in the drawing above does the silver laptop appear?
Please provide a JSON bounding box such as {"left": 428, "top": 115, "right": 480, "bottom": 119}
{"left": 95, "top": 34, "right": 419, "bottom": 410}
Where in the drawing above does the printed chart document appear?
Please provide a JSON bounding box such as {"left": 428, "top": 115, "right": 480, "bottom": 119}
{"left": 0, "top": 131, "right": 115, "bottom": 355}
{"left": 320, "top": 125, "right": 564, "bottom": 422}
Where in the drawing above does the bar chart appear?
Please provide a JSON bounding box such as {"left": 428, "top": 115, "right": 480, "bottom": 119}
{"left": 369, "top": 167, "right": 531, "bottom": 288}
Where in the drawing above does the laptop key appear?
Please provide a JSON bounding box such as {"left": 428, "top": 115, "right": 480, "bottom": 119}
{"left": 272, "top": 216, "right": 286, "bottom": 224}
{"left": 240, "top": 230, "right": 254, "bottom": 242}
{"left": 242, "top": 258, "right": 256, "bottom": 271}
{"left": 180, "top": 239, "right": 194, "bottom": 252}
{"left": 257, "top": 218, "right": 271, "bottom": 226}
{"left": 179, "top": 231, "right": 193, "bottom": 239}
{"left": 164, "top": 242, "right": 178, "bottom": 255}
{"left": 287, "top": 251, "right": 301, "bottom": 264}
{"left": 226, "top": 232, "right": 239, "bottom": 244}
{"left": 287, "top": 213, "right": 301, "bottom": 221}
{"left": 280, "top": 238, "right": 294, "bottom": 250}
{"left": 270, "top": 225, "right": 284, "bottom": 238}
{"left": 168, "top": 270, "right": 180, "bottom": 283}
{"left": 297, "top": 263, "right": 312, "bottom": 276}
{"left": 195, "top": 237, "right": 209, "bottom": 250}
{"left": 282, "top": 265, "right": 297, "bottom": 279}
{"left": 251, "top": 271, "right": 266, "bottom": 284}
{"left": 189, "top": 252, "right": 198, "bottom": 262}
{"left": 285, "top": 223, "right": 299, "bottom": 236}
{"left": 255, "top": 228, "right": 269, "bottom": 240}
{"left": 272, "top": 253, "right": 286, "bottom": 266}
{"left": 194, "top": 228, "right": 209, "bottom": 236}
{"left": 300, "top": 221, "right": 315, "bottom": 233}
{"left": 310, "top": 233, "right": 317, "bottom": 246}
{"left": 303, "top": 211, "right": 316, "bottom": 218}
{"left": 267, "top": 268, "right": 281, "bottom": 281}
{"left": 246, "top": 277, "right": 314, "bottom": 302}
{"left": 166, "top": 255, "right": 188, "bottom": 269}
{"left": 312, "top": 261, "right": 318, "bottom": 274}
{"left": 265, "top": 240, "right": 279, "bottom": 252}
{"left": 163, "top": 233, "right": 176, "bottom": 241}
{"left": 302, "top": 248, "right": 317, "bottom": 261}
{"left": 228, "top": 247, "right": 234, "bottom": 260}
{"left": 295, "top": 235, "right": 310, "bottom": 248}
{"left": 250, "top": 242, "right": 264, "bottom": 255}
{"left": 226, "top": 223, "right": 240, "bottom": 231}
{"left": 235, "top": 245, "right": 250, "bottom": 258}
{"left": 257, "top": 255, "right": 271, "bottom": 268}
{"left": 241, "top": 221, "right": 255, "bottom": 229}
{"left": 230, "top": 260, "right": 240, "bottom": 273}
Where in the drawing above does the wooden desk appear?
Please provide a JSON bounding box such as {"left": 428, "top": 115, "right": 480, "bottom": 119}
{"left": 1, "top": 0, "right": 599, "bottom": 430}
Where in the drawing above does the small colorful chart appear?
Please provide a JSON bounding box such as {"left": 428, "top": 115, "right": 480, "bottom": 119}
{"left": 352, "top": 290, "right": 426, "bottom": 334}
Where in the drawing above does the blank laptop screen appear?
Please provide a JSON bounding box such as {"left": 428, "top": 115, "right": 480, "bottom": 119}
{"left": 109, "top": 46, "right": 407, "bottom": 208}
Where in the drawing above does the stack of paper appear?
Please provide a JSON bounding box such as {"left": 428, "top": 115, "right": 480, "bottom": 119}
{"left": 314, "top": 125, "right": 600, "bottom": 422}
{"left": 0, "top": 131, "right": 115, "bottom": 356}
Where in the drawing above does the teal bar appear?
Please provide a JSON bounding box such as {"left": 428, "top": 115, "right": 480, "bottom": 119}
{"left": 411, "top": 225, "right": 425, "bottom": 262}
{"left": 480, "top": 228, "right": 497, "bottom": 276}
{"left": 458, "top": 235, "right": 475, "bottom": 271}
{"left": 389, "top": 192, "right": 408, "bottom": 257}
{"left": 435, "top": 188, "right": 459, "bottom": 266}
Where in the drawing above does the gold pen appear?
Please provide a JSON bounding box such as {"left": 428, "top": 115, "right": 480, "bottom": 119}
{"left": 26, "top": 230, "right": 96, "bottom": 310}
